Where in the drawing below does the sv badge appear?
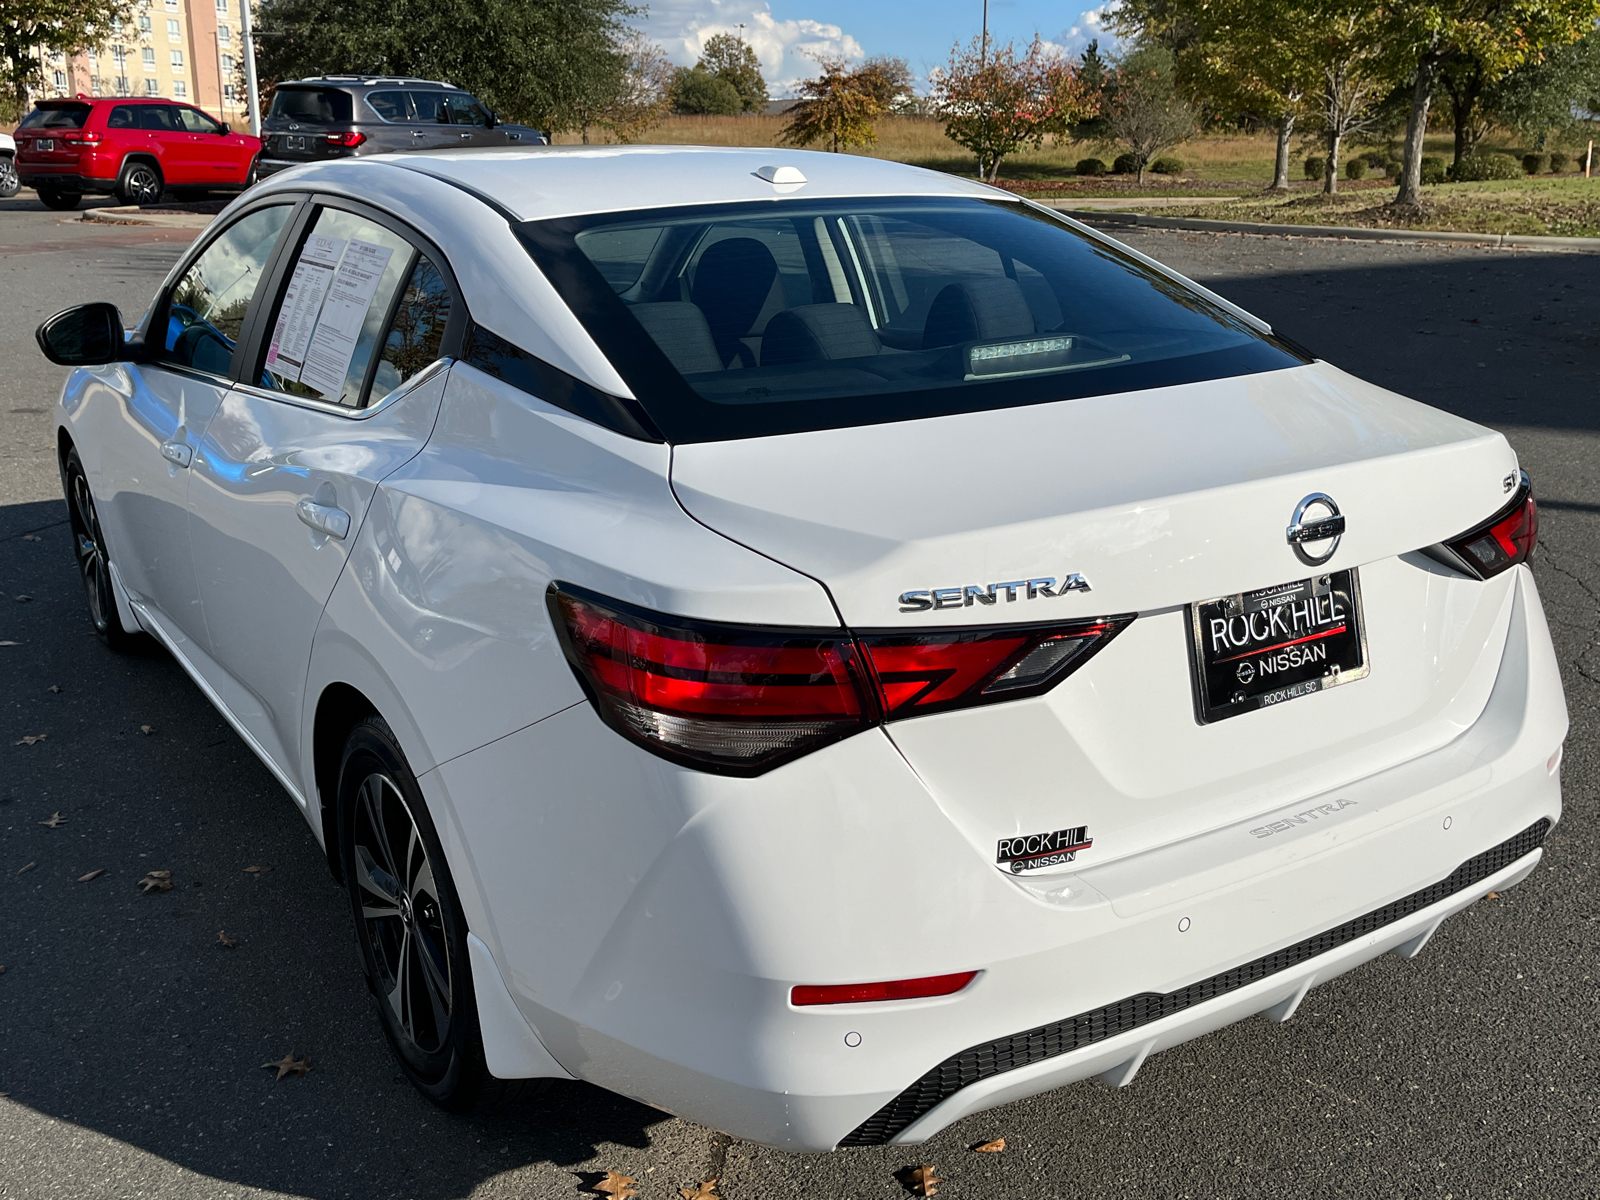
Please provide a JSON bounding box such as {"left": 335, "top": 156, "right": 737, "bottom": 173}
{"left": 899, "top": 574, "right": 1090, "bottom": 613}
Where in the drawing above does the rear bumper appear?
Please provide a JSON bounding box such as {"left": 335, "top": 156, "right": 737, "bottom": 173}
{"left": 429, "top": 565, "right": 1566, "bottom": 1151}
{"left": 16, "top": 170, "right": 115, "bottom": 194}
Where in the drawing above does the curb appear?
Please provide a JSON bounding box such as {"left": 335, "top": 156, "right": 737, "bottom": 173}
{"left": 81, "top": 206, "right": 214, "bottom": 229}
{"left": 1033, "top": 203, "right": 1600, "bottom": 253}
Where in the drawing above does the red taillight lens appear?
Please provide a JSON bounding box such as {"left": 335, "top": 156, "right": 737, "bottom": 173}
{"left": 326, "top": 132, "right": 367, "bottom": 148}
{"left": 857, "top": 619, "right": 1132, "bottom": 718}
{"left": 62, "top": 132, "right": 101, "bottom": 145}
{"left": 550, "top": 584, "right": 1134, "bottom": 775}
{"left": 548, "top": 585, "right": 874, "bottom": 775}
{"left": 1441, "top": 473, "right": 1538, "bottom": 579}
{"left": 791, "top": 971, "right": 978, "bottom": 1006}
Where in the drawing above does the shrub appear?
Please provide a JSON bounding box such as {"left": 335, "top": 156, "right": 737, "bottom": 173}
{"left": 1345, "top": 157, "right": 1367, "bottom": 180}
{"left": 1420, "top": 155, "right": 1447, "bottom": 185}
{"left": 1522, "top": 153, "right": 1549, "bottom": 175}
{"left": 1112, "top": 152, "right": 1140, "bottom": 175}
{"left": 1149, "top": 156, "right": 1184, "bottom": 175}
{"left": 1304, "top": 156, "right": 1325, "bottom": 180}
{"left": 1451, "top": 152, "right": 1522, "bottom": 181}
{"left": 1363, "top": 150, "right": 1389, "bottom": 169}
{"left": 671, "top": 67, "right": 743, "bottom": 116}
{"left": 1075, "top": 157, "right": 1107, "bottom": 176}
{"left": 1549, "top": 151, "right": 1569, "bottom": 173}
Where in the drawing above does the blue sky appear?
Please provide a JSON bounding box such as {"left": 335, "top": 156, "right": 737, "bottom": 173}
{"left": 640, "top": 1, "right": 1123, "bottom": 93}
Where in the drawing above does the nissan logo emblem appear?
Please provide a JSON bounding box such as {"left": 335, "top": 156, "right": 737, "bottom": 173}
{"left": 1286, "top": 493, "right": 1345, "bottom": 566}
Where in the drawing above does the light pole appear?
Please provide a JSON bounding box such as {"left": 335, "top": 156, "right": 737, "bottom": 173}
{"left": 980, "top": 0, "right": 990, "bottom": 180}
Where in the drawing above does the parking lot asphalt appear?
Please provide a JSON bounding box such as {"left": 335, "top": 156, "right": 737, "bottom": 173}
{"left": 1, "top": 194, "right": 1596, "bottom": 1200}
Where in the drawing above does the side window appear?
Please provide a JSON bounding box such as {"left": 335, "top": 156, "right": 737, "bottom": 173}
{"left": 176, "top": 106, "right": 222, "bottom": 134}
{"left": 410, "top": 91, "right": 447, "bottom": 123}
{"left": 137, "top": 104, "right": 179, "bottom": 131}
{"left": 161, "top": 204, "right": 293, "bottom": 375}
{"left": 369, "top": 258, "right": 453, "bottom": 403}
{"left": 259, "top": 208, "right": 438, "bottom": 408}
{"left": 107, "top": 105, "right": 137, "bottom": 129}
{"left": 445, "top": 93, "right": 490, "bottom": 126}
{"left": 367, "top": 90, "right": 409, "bottom": 122}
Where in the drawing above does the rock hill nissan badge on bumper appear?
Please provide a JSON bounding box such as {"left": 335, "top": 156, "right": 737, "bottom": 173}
{"left": 35, "top": 145, "right": 1565, "bottom": 1151}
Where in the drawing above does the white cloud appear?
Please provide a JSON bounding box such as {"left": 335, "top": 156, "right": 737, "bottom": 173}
{"left": 641, "top": 1, "right": 866, "bottom": 92}
{"left": 1054, "top": 4, "right": 1122, "bottom": 54}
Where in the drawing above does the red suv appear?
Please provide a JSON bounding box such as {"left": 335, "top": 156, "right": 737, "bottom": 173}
{"left": 14, "top": 96, "right": 261, "bottom": 210}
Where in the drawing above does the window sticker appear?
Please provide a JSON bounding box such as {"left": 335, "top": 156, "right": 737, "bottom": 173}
{"left": 297, "top": 239, "right": 395, "bottom": 399}
{"left": 265, "top": 233, "right": 345, "bottom": 382}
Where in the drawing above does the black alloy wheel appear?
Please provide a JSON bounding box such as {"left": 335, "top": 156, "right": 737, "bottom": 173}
{"left": 337, "top": 716, "right": 530, "bottom": 1112}
{"left": 37, "top": 188, "right": 81, "bottom": 210}
{"left": 0, "top": 156, "right": 19, "bottom": 198}
{"left": 62, "top": 446, "right": 144, "bottom": 652}
{"left": 115, "top": 160, "right": 163, "bottom": 207}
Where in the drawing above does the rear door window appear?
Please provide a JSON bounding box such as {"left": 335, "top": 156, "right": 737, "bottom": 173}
{"left": 367, "top": 91, "right": 410, "bottom": 122}
{"left": 136, "top": 104, "right": 180, "bottom": 131}
{"left": 260, "top": 208, "right": 448, "bottom": 408}
{"left": 20, "top": 103, "right": 90, "bottom": 129}
{"left": 410, "top": 91, "right": 448, "bottom": 123}
{"left": 160, "top": 204, "right": 295, "bottom": 376}
{"left": 267, "top": 87, "right": 353, "bottom": 124}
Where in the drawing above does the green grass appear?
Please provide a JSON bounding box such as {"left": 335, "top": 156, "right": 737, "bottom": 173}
{"left": 1105, "top": 176, "right": 1600, "bottom": 237}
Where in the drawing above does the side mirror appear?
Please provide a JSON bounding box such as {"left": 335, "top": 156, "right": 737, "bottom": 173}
{"left": 36, "top": 303, "right": 129, "bottom": 366}
{"left": 487, "top": 111, "right": 499, "bottom": 128}
{"left": 220, "top": 122, "right": 231, "bottom": 134}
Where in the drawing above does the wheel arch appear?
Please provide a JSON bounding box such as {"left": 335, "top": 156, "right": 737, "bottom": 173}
{"left": 118, "top": 152, "right": 164, "bottom": 180}
{"left": 312, "top": 681, "right": 378, "bottom": 883}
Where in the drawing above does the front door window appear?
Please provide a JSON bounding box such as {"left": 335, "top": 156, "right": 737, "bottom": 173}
{"left": 160, "top": 204, "right": 293, "bottom": 375}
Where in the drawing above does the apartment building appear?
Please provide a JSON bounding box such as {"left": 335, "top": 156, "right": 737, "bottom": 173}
{"left": 39, "top": 0, "right": 249, "bottom": 125}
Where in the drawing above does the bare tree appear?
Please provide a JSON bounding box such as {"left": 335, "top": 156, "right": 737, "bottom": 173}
{"left": 1313, "top": 16, "right": 1384, "bottom": 195}
{"left": 1105, "top": 45, "right": 1197, "bottom": 184}
{"left": 601, "top": 29, "right": 675, "bottom": 143}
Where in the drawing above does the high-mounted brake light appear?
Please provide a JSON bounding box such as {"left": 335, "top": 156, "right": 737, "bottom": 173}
{"left": 550, "top": 583, "right": 1134, "bottom": 775}
{"left": 326, "top": 131, "right": 367, "bottom": 147}
{"left": 1434, "top": 472, "right": 1538, "bottom": 580}
{"left": 791, "top": 971, "right": 978, "bottom": 1006}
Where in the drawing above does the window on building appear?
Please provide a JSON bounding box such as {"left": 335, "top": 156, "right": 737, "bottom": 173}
{"left": 172, "top": 80, "right": 186, "bottom": 98}
{"left": 171, "top": 50, "right": 184, "bottom": 71}
{"left": 223, "top": 83, "right": 236, "bottom": 101}
{"left": 168, "top": 18, "right": 180, "bottom": 40}
{"left": 91, "top": 78, "right": 102, "bottom": 95}
{"left": 221, "top": 54, "right": 233, "bottom": 73}
{"left": 216, "top": 0, "right": 228, "bottom": 10}
{"left": 146, "top": 78, "right": 160, "bottom": 96}
{"left": 112, "top": 44, "right": 126, "bottom": 66}
{"left": 139, "top": 15, "right": 152, "bottom": 32}
{"left": 142, "top": 47, "right": 155, "bottom": 67}
{"left": 53, "top": 70, "right": 67, "bottom": 89}
{"left": 165, "top": 0, "right": 178, "bottom": 9}
{"left": 218, "top": 25, "right": 230, "bottom": 43}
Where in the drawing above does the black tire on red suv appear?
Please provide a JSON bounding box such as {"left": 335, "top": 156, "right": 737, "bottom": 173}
{"left": 37, "top": 188, "right": 82, "bottom": 210}
{"left": 115, "top": 159, "right": 164, "bottom": 206}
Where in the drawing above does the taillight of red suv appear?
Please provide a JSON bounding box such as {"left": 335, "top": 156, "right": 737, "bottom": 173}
{"left": 548, "top": 583, "right": 1132, "bottom": 775}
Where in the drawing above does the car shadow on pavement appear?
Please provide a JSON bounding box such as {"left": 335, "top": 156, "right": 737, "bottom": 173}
{"left": 1, "top": 498, "right": 670, "bottom": 1198}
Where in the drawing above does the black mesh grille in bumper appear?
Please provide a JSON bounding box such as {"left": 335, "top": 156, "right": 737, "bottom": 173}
{"left": 839, "top": 818, "right": 1551, "bottom": 1147}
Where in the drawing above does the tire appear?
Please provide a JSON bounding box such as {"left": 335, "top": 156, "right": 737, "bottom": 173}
{"left": 337, "top": 716, "right": 530, "bottom": 1112}
{"left": 62, "top": 447, "right": 146, "bottom": 652}
{"left": 37, "top": 188, "right": 81, "bottom": 211}
{"left": 243, "top": 155, "right": 260, "bottom": 189}
{"left": 0, "top": 156, "right": 19, "bottom": 199}
{"left": 115, "top": 159, "right": 163, "bottom": 207}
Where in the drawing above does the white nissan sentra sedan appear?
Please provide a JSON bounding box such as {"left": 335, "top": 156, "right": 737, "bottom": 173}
{"left": 37, "top": 146, "right": 1564, "bottom": 1149}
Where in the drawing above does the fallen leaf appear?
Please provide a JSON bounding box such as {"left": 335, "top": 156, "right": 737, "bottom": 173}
{"left": 22, "top": 534, "right": 40, "bottom": 542}
{"left": 15, "top": 734, "right": 47, "bottom": 746}
{"left": 904, "top": 1165, "right": 942, "bottom": 1196}
{"left": 138, "top": 870, "right": 174, "bottom": 894}
{"left": 14, "top": 595, "right": 30, "bottom": 603}
{"left": 17, "top": 862, "right": 36, "bottom": 874}
{"left": 261, "top": 1052, "right": 310, "bottom": 1081}
{"left": 139, "top": 724, "right": 154, "bottom": 735}
{"left": 244, "top": 865, "right": 272, "bottom": 875}
{"left": 217, "top": 930, "right": 237, "bottom": 949}
{"left": 48, "top": 685, "right": 61, "bottom": 693}
{"left": 593, "top": 1170, "right": 639, "bottom": 1199}
{"left": 973, "top": 1138, "right": 1006, "bottom": 1152}
{"left": 1486, "top": 891, "right": 1500, "bottom": 900}
{"left": 679, "top": 1181, "right": 720, "bottom": 1200}
{"left": 40, "top": 812, "right": 65, "bottom": 828}
{"left": 77, "top": 869, "right": 106, "bottom": 882}
{"left": 0, "top": 640, "right": 19, "bottom": 647}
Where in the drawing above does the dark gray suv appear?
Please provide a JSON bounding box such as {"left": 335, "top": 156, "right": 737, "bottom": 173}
{"left": 257, "top": 76, "right": 547, "bottom": 178}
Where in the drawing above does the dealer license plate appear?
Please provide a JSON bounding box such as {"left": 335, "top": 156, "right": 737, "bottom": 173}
{"left": 286, "top": 135, "right": 306, "bottom": 151}
{"left": 1189, "top": 569, "right": 1368, "bottom": 723}
{"left": 37, "top": 138, "right": 54, "bottom": 151}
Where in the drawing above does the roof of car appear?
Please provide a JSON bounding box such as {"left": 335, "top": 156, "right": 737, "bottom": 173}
{"left": 347, "top": 144, "right": 1004, "bottom": 223}
{"left": 281, "top": 77, "right": 460, "bottom": 90}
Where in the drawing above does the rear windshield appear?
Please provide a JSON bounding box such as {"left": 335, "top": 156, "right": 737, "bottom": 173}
{"left": 268, "top": 87, "right": 353, "bottom": 124}
{"left": 20, "top": 103, "right": 90, "bottom": 130}
{"left": 520, "top": 197, "right": 1307, "bottom": 442}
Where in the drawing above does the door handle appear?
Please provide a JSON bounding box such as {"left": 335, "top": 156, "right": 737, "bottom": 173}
{"left": 412, "top": 130, "right": 426, "bottom": 137}
{"left": 159, "top": 440, "right": 192, "bottom": 468}
{"left": 295, "top": 498, "right": 351, "bottom": 540}
{"left": 459, "top": 132, "right": 473, "bottom": 139}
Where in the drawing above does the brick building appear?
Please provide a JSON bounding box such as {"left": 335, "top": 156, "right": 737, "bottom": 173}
{"left": 39, "top": 0, "right": 249, "bottom": 126}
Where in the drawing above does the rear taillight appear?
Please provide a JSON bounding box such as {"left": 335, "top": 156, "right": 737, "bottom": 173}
{"left": 791, "top": 971, "right": 978, "bottom": 1006}
{"left": 550, "top": 583, "right": 1133, "bottom": 775}
{"left": 62, "top": 132, "right": 101, "bottom": 145}
{"left": 1436, "top": 472, "right": 1538, "bottom": 579}
{"left": 326, "top": 132, "right": 366, "bottom": 148}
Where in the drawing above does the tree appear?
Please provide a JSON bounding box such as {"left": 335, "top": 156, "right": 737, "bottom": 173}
{"left": 696, "top": 31, "right": 766, "bottom": 113}
{"left": 1384, "top": 1, "right": 1600, "bottom": 206}
{"left": 1104, "top": 44, "right": 1197, "bottom": 183}
{"left": 931, "top": 35, "right": 1091, "bottom": 181}
{"left": 599, "top": 29, "right": 674, "bottom": 142}
{"left": 1, "top": 0, "right": 131, "bottom": 120}
{"left": 1309, "top": 7, "right": 1386, "bottom": 194}
{"left": 781, "top": 57, "right": 888, "bottom": 153}
{"left": 1071, "top": 38, "right": 1114, "bottom": 140}
{"left": 855, "top": 55, "right": 914, "bottom": 109}
{"left": 252, "top": 0, "right": 640, "bottom": 137}
{"left": 670, "top": 66, "right": 742, "bottom": 115}
{"left": 1487, "top": 30, "right": 1600, "bottom": 149}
